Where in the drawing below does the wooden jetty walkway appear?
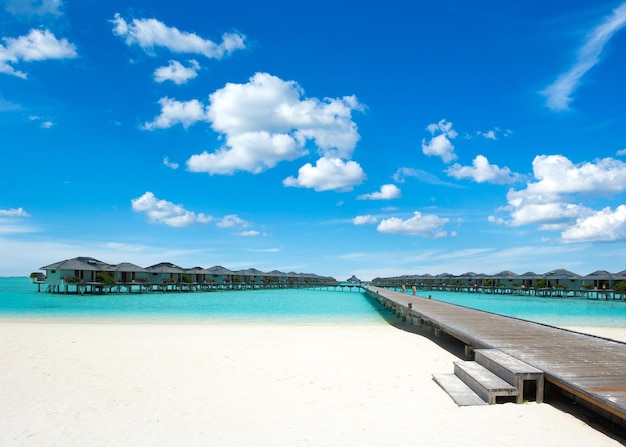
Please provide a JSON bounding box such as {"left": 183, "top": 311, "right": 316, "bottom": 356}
{"left": 364, "top": 285, "right": 626, "bottom": 427}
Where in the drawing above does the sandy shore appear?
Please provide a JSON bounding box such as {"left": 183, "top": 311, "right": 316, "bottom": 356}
{"left": 0, "top": 319, "right": 623, "bottom": 446}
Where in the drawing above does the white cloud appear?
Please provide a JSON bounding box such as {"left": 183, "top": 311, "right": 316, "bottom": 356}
{"left": 283, "top": 157, "right": 366, "bottom": 192}
{"left": 142, "top": 97, "right": 209, "bottom": 130}
{"left": 0, "top": 207, "right": 30, "bottom": 217}
{"left": 111, "top": 13, "right": 246, "bottom": 59}
{"left": 0, "top": 29, "right": 77, "bottom": 78}
{"left": 154, "top": 59, "right": 200, "bottom": 84}
{"left": 616, "top": 148, "right": 626, "bottom": 156}
{"left": 421, "top": 119, "right": 457, "bottom": 163}
{"left": 507, "top": 201, "right": 590, "bottom": 228}
{"left": 562, "top": 205, "right": 626, "bottom": 242}
{"left": 4, "top": 0, "right": 63, "bottom": 17}
{"left": 377, "top": 211, "right": 452, "bottom": 238}
{"left": 446, "top": 155, "right": 521, "bottom": 184}
{"left": 542, "top": 3, "right": 626, "bottom": 111}
{"left": 40, "top": 120, "right": 54, "bottom": 129}
{"left": 187, "top": 72, "right": 364, "bottom": 175}
{"left": 188, "top": 131, "right": 305, "bottom": 175}
{"left": 163, "top": 157, "right": 179, "bottom": 169}
{"left": 510, "top": 155, "right": 626, "bottom": 200}
{"left": 217, "top": 214, "right": 250, "bottom": 229}
{"left": 357, "top": 184, "right": 401, "bottom": 200}
{"left": 496, "top": 154, "right": 626, "bottom": 235}
{"left": 131, "top": 192, "right": 213, "bottom": 227}
{"left": 353, "top": 215, "right": 378, "bottom": 225}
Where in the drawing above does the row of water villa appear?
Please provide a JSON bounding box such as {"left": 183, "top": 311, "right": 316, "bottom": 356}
{"left": 30, "top": 257, "right": 337, "bottom": 294}
{"left": 372, "top": 268, "right": 626, "bottom": 300}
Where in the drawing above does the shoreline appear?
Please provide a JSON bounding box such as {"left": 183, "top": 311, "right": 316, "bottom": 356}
{"left": 1, "top": 318, "right": 623, "bottom": 446}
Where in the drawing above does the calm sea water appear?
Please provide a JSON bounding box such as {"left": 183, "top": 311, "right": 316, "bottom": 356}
{"left": 0, "top": 277, "right": 386, "bottom": 324}
{"left": 2, "top": 277, "right": 626, "bottom": 327}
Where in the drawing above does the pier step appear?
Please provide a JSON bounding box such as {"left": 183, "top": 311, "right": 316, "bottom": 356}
{"left": 454, "top": 361, "right": 518, "bottom": 404}
{"left": 433, "top": 349, "right": 544, "bottom": 406}
{"left": 432, "top": 374, "right": 488, "bottom": 406}
{"left": 475, "top": 349, "right": 544, "bottom": 404}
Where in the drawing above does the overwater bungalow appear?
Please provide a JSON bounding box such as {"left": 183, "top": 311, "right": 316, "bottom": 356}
{"left": 35, "top": 257, "right": 337, "bottom": 294}
{"left": 539, "top": 269, "right": 582, "bottom": 296}
{"left": 518, "top": 271, "right": 542, "bottom": 289}
{"left": 372, "top": 267, "right": 626, "bottom": 300}
{"left": 205, "top": 265, "right": 235, "bottom": 286}
{"left": 491, "top": 271, "right": 521, "bottom": 287}
{"left": 40, "top": 257, "right": 110, "bottom": 293}
{"left": 583, "top": 270, "right": 616, "bottom": 290}
{"left": 145, "top": 262, "right": 185, "bottom": 289}
{"left": 109, "top": 262, "right": 149, "bottom": 284}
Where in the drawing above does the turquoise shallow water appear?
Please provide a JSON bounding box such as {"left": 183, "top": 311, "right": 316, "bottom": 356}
{"left": 0, "top": 277, "right": 386, "bottom": 324}
{"left": 2, "top": 277, "right": 626, "bottom": 327}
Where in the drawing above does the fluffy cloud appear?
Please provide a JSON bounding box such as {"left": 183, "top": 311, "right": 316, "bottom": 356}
{"left": 142, "top": 97, "right": 209, "bottom": 130}
{"left": 562, "top": 205, "right": 626, "bottom": 242}
{"left": 357, "top": 184, "right": 401, "bottom": 200}
{"left": 446, "top": 155, "right": 520, "bottom": 184}
{"left": 186, "top": 72, "right": 364, "bottom": 175}
{"left": 283, "top": 157, "right": 365, "bottom": 192}
{"left": 0, "top": 29, "right": 77, "bottom": 78}
{"left": 111, "top": 13, "right": 246, "bottom": 59}
{"left": 507, "top": 202, "right": 590, "bottom": 228}
{"left": 421, "top": 119, "right": 457, "bottom": 163}
{"left": 353, "top": 215, "right": 378, "bottom": 225}
{"left": 188, "top": 131, "right": 305, "bottom": 174}
{"left": 494, "top": 154, "right": 626, "bottom": 242}
{"left": 542, "top": 3, "right": 626, "bottom": 111}
{"left": 154, "top": 59, "right": 200, "bottom": 84}
{"left": 131, "top": 192, "right": 213, "bottom": 227}
{"left": 377, "top": 211, "right": 452, "bottom": 238}
{"left": 510, "top": 155, "right": 626, "bottom": 201}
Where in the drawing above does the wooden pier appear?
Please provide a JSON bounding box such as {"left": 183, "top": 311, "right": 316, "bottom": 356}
{"left": 365, "top": 285, "right": 626, "bottom": 427}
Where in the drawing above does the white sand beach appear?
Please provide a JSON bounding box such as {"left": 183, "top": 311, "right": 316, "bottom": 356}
{"left": 0, "top": 319, "right": 623, "bottom": 446}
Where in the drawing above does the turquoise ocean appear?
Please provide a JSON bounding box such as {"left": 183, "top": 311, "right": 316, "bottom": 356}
{"left": 2, "top": 277, "right": 626, "bottom": 327}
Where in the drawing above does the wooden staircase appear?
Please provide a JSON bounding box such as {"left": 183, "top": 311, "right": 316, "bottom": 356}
{"left": 433, "top": 349, "right": 544, "bottom": 406}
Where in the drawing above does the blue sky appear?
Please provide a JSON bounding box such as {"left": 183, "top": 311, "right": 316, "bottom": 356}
{"left": 2, "top": 0, "right": 626, "bottom": 280}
